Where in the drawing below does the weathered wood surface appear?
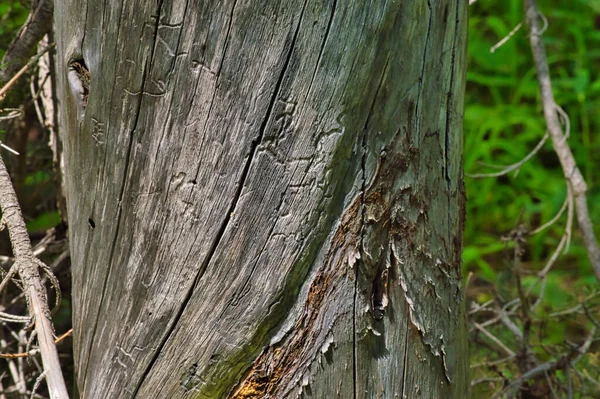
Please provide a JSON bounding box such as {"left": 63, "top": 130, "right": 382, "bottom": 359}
{"left": 55, "top": 0, "right": 469, "bottom": 397}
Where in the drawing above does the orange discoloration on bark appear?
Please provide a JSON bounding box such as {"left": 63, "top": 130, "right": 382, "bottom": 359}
{"left": 230, "top": 195, "right": 364, "bottom": 398}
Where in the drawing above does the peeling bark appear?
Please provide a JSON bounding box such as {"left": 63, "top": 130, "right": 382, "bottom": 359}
{"left": 54, "top": 0, "right": 469, "bottom": 397}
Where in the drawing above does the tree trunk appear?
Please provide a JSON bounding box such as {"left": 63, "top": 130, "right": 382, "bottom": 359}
{"left": 54, "top": 0, "right": 469, "bottom": 397}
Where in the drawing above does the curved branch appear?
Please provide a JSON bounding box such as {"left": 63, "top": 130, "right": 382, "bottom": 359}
{"left": 467, "top": 132, "right": 548, "bottom": 178}
{"left": 525, "top": 0, "right": 600, "bottom": 282}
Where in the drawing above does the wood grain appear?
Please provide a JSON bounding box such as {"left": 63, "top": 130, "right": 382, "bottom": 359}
{"left": 54, "top": 0, "right": 469, "bottom": 397}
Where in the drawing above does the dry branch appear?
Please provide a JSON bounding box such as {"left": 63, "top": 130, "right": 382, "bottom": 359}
{"left": 0, "top": 329, "right": 72, "bottom": 359}
{"left": 0, "top": 154, "right": 68, "bottom": 398}
{"left": 524, "top": 0, "right": 600, "bottom": 282}
{"left": 0, "top": 0, "right": 54, "bottom": 82}
{"left": 0, "top": 44, "right": 54, "bottom": 103}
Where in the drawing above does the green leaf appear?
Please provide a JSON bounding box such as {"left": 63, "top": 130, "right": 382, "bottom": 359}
{"left": 26, "top": 211, "right": 61, "bottom": 232}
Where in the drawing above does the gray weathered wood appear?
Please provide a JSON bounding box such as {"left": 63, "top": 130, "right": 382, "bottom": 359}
{"left": 54, "top": 0, "right": 469, "bottom": 397}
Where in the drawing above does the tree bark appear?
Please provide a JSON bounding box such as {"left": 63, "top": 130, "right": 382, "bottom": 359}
{"left": 54, "top": 0, "right": 469, "bottom": 397}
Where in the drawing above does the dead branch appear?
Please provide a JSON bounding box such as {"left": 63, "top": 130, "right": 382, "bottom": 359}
{"left": 524, "top": 0, "right": 600, "bottom": 282}
{"left": 0, "top": 0, "right": 54, "bottom": 82}
{"left": 0, "top": 44, "right": 54, "bottom": 103}
{"left": 0, "top": 328, "right": 72, "bottom": 359}
{"left": 0, "top": 154, "right": 68, "bottom": 398}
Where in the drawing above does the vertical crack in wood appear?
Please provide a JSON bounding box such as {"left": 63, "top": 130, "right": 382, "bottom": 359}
{"left": 444, "top": 0, "right": 461, "bottom": 189}
{"left": 133, "top": 1, "right": 310, "bottom": 396}
{"left": 400, "top": 309, "right": 410, "bottom": 398}
{"left": 193, "top": 0, "right": 239, "bottom": 142}
{"left": 229, "top": 193, "right": 363, "bottom": 398}
{"left": 81, "top": 0, "right": 166, "bottom": 391}
{"left": 352, "top": 261, "right": 358, "bottom": 399}
{"left": 442, "top": 0, "right": 466, "bottom": 384}
{"left": 80, "top": 0, "right": 89, "bottom": 62}
{"left": 414, "top": 0, "right": 433, "bottom": 145}
{"left": 354, "top": 57, "right": 389, "bottom": 397}
{"left": 305, "top": 0, "right": 337, "bottom": 101}
{"left": 147, "top": 0, "right": 190, "bottom": 167}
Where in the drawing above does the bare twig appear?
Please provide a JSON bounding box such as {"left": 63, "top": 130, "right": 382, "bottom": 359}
{"left": 467, "top": 133, "right": 548, "bottom": 178}
{"left": 497, "top": 308, "right": 523, "bottom": 341}
{"left": 544, "top": 371, "right": 559, "bottom": 399}
{"left": 529, "top": 190, "right": 569, "bottom": 235}
{"left": 527, "top": 186, "right": 574, "bottom": 308}
{"left": 0, "top": 44, "right": 54, "bottom": 103}
{"left": 572, "top": 327, "right": 596, "bottom": 365}
{"left": 0, "top": 338, "right": 24, "bottom": 393}
{"left": 525, "top": 0, "right": 600, "bottom": 282}
{"left": 471, "top": 376, "right": 504, "bottom": 386}
{"left": 0, "top": 108, "right": 23, "bottom": 122}
{"left": 490, "top": 22, "right": 523, "bottom": 53}
{"left": 493, "top": 360, "right": 555, "bottom": 398}
{"left": 471, "top": 354, "right": 516, "bottom": 369}
{"left": 29, "top": 371, "right": 46, "bottom": 399}
{"left": 0, "top": 328, "right": 72, "bottom": 359}
{"left": 473, "top": 322, "right": 515, "bottom": 357}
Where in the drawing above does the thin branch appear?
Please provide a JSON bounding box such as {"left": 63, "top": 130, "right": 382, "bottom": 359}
{"left": 497, "top": 309, "right": 523, "bottom": 341}
{"left": 0, "top": 108, "right": 23, "bottom": 122}
{"left": 493, "top": 327, "right": 596, "bottom": 399}
{"left": 0, "top": 329, "right": 72, "bottom": 359}
{"left": 582, "top": 303, "right": 600, "bottom": 330}
{"left": 471, "top": 376, "right": 504, "bottom": 386}
{"left": 29, "top": 371, "right": 46, "bottom": 399}
{"left": 544, "top": 371, "right": 559, "bottom": 399}
{"left": 0, "top": 44, "right": 54, "bottom": 102}
{"left": 528, "top": 187, "right": 574, "bottom": 308}
{"left": 490, "top": 21, "right": 523, "bottom": 53}
{"left": 525, "top": 0, "right": 600, "bottom": 282}
{"left": 473, "top": 321, "right": 516, "bottom": 357}
{"left": 529, "top": 190, "right": 569, "bottom": 235}
{"left": 493, "top": 360, "right": 555, "bottom": 399}
{"left": 471, "top": 354, "right": 516, "bottom": 369}
{"left": 572, "top": 327, "right": 596, "bottom": 365}
{"left": 467, "top": 133, "right": 548, "bottom": 178}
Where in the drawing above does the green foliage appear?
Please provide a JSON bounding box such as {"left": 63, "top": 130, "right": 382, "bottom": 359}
{"left": 0, "top": 1, "right": 28, "bottom": 61}
{"left": 26, "top": 210, "right": 61, "bottom": 232}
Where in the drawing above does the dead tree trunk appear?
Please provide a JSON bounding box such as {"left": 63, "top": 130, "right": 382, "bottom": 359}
{"left": 54, "top": 0, "right": 469, "bottom": 397}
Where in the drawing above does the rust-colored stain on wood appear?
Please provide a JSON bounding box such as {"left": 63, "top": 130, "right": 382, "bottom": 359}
{"left": 230, "top": 196, "right": 364, "bottom": 398}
